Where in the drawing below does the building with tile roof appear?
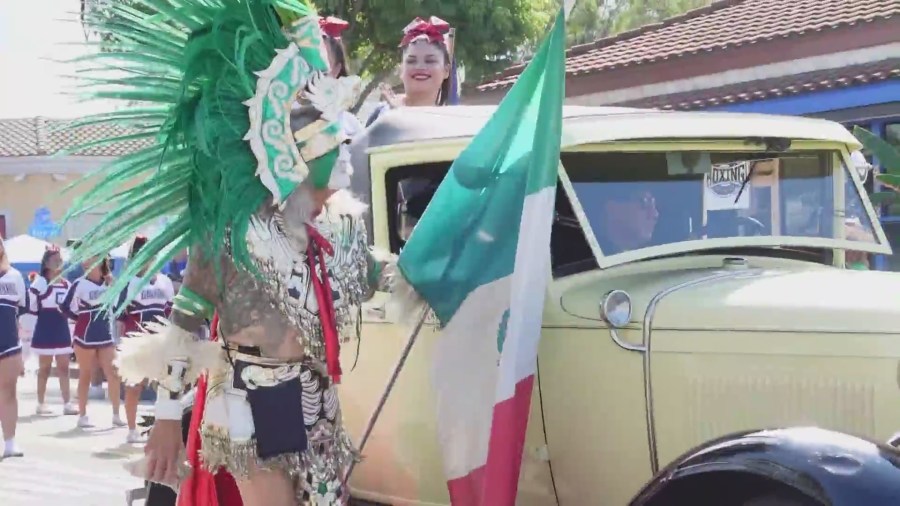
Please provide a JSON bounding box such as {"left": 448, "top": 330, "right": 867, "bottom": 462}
{"left": 0, "top": 117, "right": 150, "bottom": 241}
{"left": 471, "top": 0, "right": 900, "bottom": 271}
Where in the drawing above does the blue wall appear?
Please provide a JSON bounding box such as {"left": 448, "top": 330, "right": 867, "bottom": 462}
{"left": 705, "top": 81, "right": 900, "bottom": 116}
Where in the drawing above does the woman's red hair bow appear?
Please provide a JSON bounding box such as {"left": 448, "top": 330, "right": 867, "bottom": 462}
{"left": 319, "top": 16, "right": 349, "bottom": 39}
{"left": 400, "top": 16, "right": 450, "bottom": 47}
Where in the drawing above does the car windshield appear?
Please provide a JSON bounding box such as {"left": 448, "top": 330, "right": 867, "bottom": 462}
{"left": 563, "top": 149, "right": 879, "bottom": 261}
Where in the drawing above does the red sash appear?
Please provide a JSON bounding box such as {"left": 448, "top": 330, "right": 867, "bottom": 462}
{"left": 177, "top": 313, "right": 242, "bottom": 506}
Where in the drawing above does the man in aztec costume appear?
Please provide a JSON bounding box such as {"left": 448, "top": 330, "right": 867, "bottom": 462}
{"left": 67, "top": 1, "right": 394, "bottom": 504}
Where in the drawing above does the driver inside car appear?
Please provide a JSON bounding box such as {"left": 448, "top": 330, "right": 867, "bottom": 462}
{"left": 594, "top": 186, "right": 660, "bottom": 255}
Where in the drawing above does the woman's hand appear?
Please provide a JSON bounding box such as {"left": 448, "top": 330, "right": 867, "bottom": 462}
{"left": 379, "top": 82, "right": 404, "bottom": 109}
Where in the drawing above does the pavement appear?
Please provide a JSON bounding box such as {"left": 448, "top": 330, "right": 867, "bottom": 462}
{"left": 0, "top": 355, "right": 150, "bottom": 506}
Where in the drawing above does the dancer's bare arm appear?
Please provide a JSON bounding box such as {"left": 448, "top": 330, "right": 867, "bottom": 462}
{"left": 146, "top": 247, "right": 222, "bottom": 486}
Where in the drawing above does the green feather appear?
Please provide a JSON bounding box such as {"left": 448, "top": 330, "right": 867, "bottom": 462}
{"left": 64, "top": 0, "right": 318, "bottom": 312}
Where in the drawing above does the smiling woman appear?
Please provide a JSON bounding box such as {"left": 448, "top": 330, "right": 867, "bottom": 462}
{"left": 364, "top": 16, "right": 453, "bottom": 127}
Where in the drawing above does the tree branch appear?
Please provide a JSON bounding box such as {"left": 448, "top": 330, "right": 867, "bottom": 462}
{"left": 352, "top": 69, "right": 391, "bottom": 114}
{"left": 353, "top": 48, "right": 379, "bottom": 79}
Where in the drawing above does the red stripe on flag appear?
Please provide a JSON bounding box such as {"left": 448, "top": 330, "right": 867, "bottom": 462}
{"left": 446, "top": 375, "right": 536, "bottom": 506}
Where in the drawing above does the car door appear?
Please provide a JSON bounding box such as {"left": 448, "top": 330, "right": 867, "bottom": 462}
{"left": 340, "top": 151, "right": 557, "bottom": 505}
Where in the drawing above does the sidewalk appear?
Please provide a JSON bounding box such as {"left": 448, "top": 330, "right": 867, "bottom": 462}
{"left": 3, "top": 357, "right": 149, "bottom": 506}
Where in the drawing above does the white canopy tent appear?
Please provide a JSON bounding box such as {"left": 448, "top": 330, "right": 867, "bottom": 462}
{"left": 3, "top": 234, "right": 70, "bottom": 264}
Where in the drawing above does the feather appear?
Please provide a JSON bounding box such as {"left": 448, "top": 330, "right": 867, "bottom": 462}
{"left": 305, "top": 72, "right": 363, "bottom": 122}
{"left": 63, "top": 0, "right": 319, "bottom": 311}
{"left": 115, "top": 319, "right": 224, "bottom": 391}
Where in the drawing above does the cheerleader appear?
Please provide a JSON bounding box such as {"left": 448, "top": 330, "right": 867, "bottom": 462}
{"left": 319, "top": 15, "right": 364, "bottom": 137}
{"left": 0, "top": 235, "right": 27, "bottom": 458}
{"left": 365, "top": 16, "right": 455, "bottom": 126}
{"left": 117, "top": 236, "right": 175, "bottom": 443}
{"left": 30, "top": 246, "right": 78, "bottom": 416}
{"left": 61, "top": 255, "right": 124, "bottom": 428}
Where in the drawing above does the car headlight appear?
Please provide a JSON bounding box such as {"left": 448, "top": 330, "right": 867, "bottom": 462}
{"left": 600, "top": 290, "right": 632, "bottom": 328}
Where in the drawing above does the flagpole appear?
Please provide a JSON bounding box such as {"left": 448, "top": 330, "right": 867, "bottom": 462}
{"left": 342, "top": 306, "right": 431, "bottom": 485}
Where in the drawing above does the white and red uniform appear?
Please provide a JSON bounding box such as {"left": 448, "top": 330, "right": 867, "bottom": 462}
{"left": 61, "top": 277, "right": 114, "bottom": 349}
{"left": 117, "top": 274, "right": 175, "bottom": 336}
{"left": 0, "top": 268, "right": 28, "bottom": 359}
{"left": 29, "top": 275, "right": 73, "bottom": 355}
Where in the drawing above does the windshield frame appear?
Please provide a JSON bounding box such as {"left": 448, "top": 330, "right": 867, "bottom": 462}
{"left": 560, "top": 140, "right": 891, "bottom": 270}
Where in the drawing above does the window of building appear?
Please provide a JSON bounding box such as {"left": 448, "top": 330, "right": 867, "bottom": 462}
{"left": 886, "top": 123, "right": 900, "bottom": 148}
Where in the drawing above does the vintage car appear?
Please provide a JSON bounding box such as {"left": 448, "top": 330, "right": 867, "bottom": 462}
{"left": 340, "top": 106, "right": 900, "bottom": 505}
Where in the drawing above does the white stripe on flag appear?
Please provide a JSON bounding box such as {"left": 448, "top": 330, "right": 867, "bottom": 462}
{"left": 495, "top": 185, "right": 555, "bottom": 401}
{"left": 433, "top": 185, "right": 557, "bottom": 505}
{"left": 431, "top": 276, "right": 509, "bottom": 480}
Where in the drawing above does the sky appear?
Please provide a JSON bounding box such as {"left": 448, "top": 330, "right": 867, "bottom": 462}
{"left": 0, "top": 0, "right": 116, "bottom": 119}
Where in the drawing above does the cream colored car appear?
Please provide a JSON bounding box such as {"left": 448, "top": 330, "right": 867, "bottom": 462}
{"left": 341, "top": 106, "right": 899, "bottom": 506}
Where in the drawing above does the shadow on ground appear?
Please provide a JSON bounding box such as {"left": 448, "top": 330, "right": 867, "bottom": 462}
{"left": 93, "top": 443, "right": 143, "bottom": 460}
{"left": 50, "top": 427, "right": 116, "bottom": 439}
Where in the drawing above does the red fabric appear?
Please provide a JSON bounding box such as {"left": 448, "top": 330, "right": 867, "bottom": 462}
{"left": 400, "top": 16, "right": 450, "bottom": 47}
{"left": 446, "top": 375, "right": 535, "bottom": 506}
{"left": 119, "top": 313, "right": 142, "bottom": 335}
{"left": 178, "top": 313, "right": 243, "bottom": 506}
{"left": 305, "top": 225, "right": 341, "bottom": 384}
{"left": 319, "top": 16, "right": 349, "bottom": 38}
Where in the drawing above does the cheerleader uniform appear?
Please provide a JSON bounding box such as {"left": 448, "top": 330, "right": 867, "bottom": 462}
{"left": 61, "top": 277, "right": 114, "bottom": 349}
{"left": 117, "top": 274, "right": 175, "bottom": 337}
{"left": 0, "top": 268, "right": 28, "bottom": 359}
{"left": 29, "top": 276, "right": 73, "bottom": 355}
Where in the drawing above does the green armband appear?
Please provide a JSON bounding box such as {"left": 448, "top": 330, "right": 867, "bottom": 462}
{"left": 173, "top": 286, "right": 215, "bottom": 319}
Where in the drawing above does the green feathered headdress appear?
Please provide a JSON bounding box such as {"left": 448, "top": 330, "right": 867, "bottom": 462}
{"left": 64, "top": 0, "right": 361, "bottom": 311}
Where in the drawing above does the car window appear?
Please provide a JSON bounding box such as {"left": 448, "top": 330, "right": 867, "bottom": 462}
{"left": 385, "top": 162, "right": 596, "bottom": 277}
{"left": 563, "top": 150, "right": 879, "bottom": 260}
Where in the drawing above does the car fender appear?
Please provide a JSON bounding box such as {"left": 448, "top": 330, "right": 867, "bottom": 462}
{"left": 629, "top": 427, "right": 900, "bottom": 505}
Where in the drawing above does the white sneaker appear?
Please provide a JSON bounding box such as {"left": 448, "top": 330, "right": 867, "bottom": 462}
{"left": 2, "top": 443, "right": 23, "bottom": 459}
{"left": 62, "top": 403, "right": 79, "bottom": 416}
{"left": 126, "top": 430, "right": 145, "bottom": 444}
{"left": 112, "top": 414, "right": 127, "bottom": 427}
{"left": 35, "top": 403, "right": 53, "bottom": 415}
{"left": 77, "top": 415, "right": 94, "bottom": 428}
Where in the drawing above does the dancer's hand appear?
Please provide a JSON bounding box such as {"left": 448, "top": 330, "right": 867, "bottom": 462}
{"left": 145, "top": 419, "right": 184, "bottom": 486}
{"left": 380, "top": 83, "right": 404, "bottom": 109}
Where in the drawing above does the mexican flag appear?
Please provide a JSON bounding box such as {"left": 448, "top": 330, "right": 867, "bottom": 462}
{"left": 395, "top": 8, "right": 566, "bottom": 505}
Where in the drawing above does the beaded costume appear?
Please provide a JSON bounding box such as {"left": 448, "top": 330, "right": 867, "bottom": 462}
{"left": 67, "top": 1, "right": 389, "bottom": 504}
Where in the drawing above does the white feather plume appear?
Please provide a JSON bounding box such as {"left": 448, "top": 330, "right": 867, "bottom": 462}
{"left": 306, "top": 72, "right": 363, "bottom": 122}
{"left": 115, "top": 319, "right": 225, "bottom": 386}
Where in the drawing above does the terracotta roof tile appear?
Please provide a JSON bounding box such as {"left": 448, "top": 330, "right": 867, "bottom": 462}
{"left": 0, "top": 117, "right": 153, "bottom": 157}
{"left": 478, "top": 0, "right": 900, "bottom": 92}
{"left": 618, "top": 58, "right": 900, "bottom": 110}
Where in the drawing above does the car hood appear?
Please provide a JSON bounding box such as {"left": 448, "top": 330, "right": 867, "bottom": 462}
{"left": 558, "top": 264, "right": 900, "bottom": 334}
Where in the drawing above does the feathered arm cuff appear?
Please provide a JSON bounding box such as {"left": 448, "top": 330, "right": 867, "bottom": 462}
{"left": 365, "top": 248, "right": 398, "bottom": 301}
{"left": 115, "top": 287, "right": 223, "bottom": 420}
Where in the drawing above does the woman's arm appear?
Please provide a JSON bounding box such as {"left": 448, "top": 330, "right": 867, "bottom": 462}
{"left": 60, "top": 280, "right": 80, "bottom": 321}
{"left": 15, "top": 272, "right": 28, "bottom": 318}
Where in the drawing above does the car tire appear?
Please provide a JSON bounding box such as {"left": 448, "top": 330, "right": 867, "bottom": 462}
{"left": 743, "top": 494, "right": 810, "bottom": 506}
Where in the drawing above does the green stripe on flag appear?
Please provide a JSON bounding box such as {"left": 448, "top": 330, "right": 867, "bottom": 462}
{"left": 397, "top": 8, "right": 566, "bottom": 325}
